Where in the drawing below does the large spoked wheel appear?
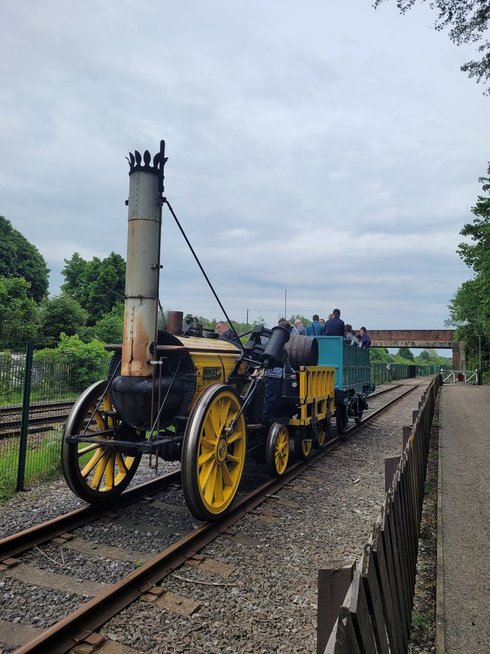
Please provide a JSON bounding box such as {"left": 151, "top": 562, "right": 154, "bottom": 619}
{"left": 336, "top": 403, "right": 348, "bottom": 436}
{"left": 294, "top": 429, "right": 313, "bottom": 460}
{"left": 313, "top": 415, "right": 330, "bottom": 450}
{"left": 265, "top": 423, "right": 290, "bottom": 477}
{"left": 182, "top": 384, "right": 247, "bottom": 521}
{"left": 62, "top": 380, "right": 142, "bottom": 505}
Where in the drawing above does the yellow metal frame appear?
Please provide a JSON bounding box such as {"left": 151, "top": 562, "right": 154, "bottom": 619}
{"left": 288, "top": 365, "right": 336, "bottom": 427}
{"left": 174, "top": 338, "right": 241, "bottom": 414}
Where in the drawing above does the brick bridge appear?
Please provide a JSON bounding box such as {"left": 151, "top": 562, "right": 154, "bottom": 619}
{"left": 369, "top": 329, "right": 464, "bottom": 368}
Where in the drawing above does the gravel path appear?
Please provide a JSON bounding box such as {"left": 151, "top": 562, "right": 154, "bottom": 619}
{"left": 0, "top": 380, "right": 431, "bottom": 653}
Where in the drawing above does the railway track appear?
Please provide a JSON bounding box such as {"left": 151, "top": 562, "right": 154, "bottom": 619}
{"left": 0, "top": 383, "right": 420, "bottom": 654}
{"left": 0, "top": 400, "right": 74, "bottom": 438}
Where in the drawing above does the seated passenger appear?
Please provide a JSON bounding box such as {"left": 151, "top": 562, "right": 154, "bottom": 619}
{"left": 359, "top": 326, "right": 371, "bottom": 349}
{"left": 344, "top": 324, "right": 359, "bottom": 346}
{"left": 324, "top": 309, "right": 345, "bottom": 336}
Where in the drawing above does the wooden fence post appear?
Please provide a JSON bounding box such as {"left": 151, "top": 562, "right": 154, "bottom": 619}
{"left": 317, "top": 561, "right": 355, "bottom": 654}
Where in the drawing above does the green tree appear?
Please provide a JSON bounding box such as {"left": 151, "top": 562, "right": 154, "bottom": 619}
{"left": 397, "top": 347, "right": 414, "bottom": 360}
{"left": 369, "top": 347, "right": 394, "bottom": 363}
{"left": 0, "top": 216, "right": 49, "bottom": 302}
{"left": 39, "top": 294, "right": 88, "bottom": 348}
{"left": 62, "top": 252, "right": 126, "bottom": 324}
{"left": 374, "top": 0, "right": 490, "bottom": 93}
{"left": 94, "top": 303, "right": 124, "bottom": 343}
{"left": 447, "top": 165, "right": 490, "bottom": 375}
{"left": 0, "top": 276, "right": 40, "bottom": 349}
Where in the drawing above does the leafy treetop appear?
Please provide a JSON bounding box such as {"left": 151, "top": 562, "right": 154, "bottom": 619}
{"left": 0, "top": 216, "right": 49, "bottom": 303}
{"left": 62, "top": 252, "right": 126, "bottom": 324}
{"left": 374, "top": 0, "right": 490, "bottom": 93}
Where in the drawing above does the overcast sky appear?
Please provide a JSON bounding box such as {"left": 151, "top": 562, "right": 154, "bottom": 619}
{"left": 1, "top": 0, "right": 488, "bottom": 333}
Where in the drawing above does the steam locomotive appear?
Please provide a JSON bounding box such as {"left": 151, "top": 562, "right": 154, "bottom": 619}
{"left": 61, "top": 142, "right": 373, "bottom": 520}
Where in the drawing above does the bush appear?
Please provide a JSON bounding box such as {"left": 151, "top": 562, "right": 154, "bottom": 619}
{"left": 35, "top": 334, "right": 111, "bottom": 393}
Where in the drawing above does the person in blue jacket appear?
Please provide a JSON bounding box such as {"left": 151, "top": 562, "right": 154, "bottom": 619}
{"left": 306, "top": 314, "right": 324, "bottom": 336}
{"left": 359, "top": 326, "right": 371, "bottom": 349}
{"left": 324, "top": 309, "right": 345, "bottom": 336}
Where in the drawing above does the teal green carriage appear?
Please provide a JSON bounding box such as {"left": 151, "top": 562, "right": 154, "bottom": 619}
{"left": 316, "top": 336, "right": 375, "bottom": 433}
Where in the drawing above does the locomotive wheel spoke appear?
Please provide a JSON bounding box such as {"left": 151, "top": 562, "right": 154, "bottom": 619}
{"left": 203, "top": 464, "right": 218, "bottom": 504}
{"left": 221, "top": 462, "right": 233, "bottom": 486}
{"left": 115, "top": 452, "right": 129, "bottom": 475}
{"left": 62, "top": 380, "right": 142, "bottom": 505}
{"left": 182, "top": 384, "right": 247, "bottom": 520}
{"left": 103, "top": 454, "right": 115, "bottom": 490}
{"left": 225, "top": 452, "right": 241, "bottom": 466}
{"left": 91, "top": 452, "right": 109, "bottom": 489}
{"left": 81, "top": 448, "right": 105, "bottom": 478}
{"left": 226, "top": 431, "right": 241, "bottom": 445}
{"left": 78, "top": 443, "right": 101, "bottom": 456}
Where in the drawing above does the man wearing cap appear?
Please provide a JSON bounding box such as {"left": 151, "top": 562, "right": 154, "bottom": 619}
{"left": 324, "top": 309, "right": 345, "bottom": 336}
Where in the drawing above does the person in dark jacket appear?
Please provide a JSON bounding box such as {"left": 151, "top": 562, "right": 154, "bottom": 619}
{"left": 324, "top": 309, "right": 345, "bottom": 336}
{"left": 306, "top": 314, "right": 324, "bottom": 336}
{"left": 359, "top": 326, "right": 371, "bottom": 349}
{"left": 215, "top": 321, "right": 241, "bottom": 347}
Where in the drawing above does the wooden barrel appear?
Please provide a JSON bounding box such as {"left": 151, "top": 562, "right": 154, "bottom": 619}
{"left": 285, "top": 335, "right": 319, "bottom": 368}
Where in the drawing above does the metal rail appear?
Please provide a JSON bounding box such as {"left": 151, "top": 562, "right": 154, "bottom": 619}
{"left": 0, "top": 471, "right": 181, "bottom": 561}
{"left": 0, "top": 400, "right": 74, "bottom": 438}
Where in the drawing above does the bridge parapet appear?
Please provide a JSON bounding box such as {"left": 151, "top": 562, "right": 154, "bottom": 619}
{"left": 370, "top": 330, "right": 455, "bottom": 346}
{"left": 368, "top": 329, "right": 464, "bottom": 369}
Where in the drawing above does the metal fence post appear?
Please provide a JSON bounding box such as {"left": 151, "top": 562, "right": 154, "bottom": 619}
{"left": 16, "top": 341, "right": 33, "bottom": 492}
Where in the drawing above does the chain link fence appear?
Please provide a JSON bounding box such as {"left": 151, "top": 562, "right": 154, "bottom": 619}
{"left": 0, "top": 346, "right": 111, "bottom": 500}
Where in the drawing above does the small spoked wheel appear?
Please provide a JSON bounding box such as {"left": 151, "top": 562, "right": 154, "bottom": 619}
{"left": 62, "top": 380, "right": 142, "bottom": 504}
{"left": 294, "top": 429, "right": 313, "bottom": 460}
{"left": 182, "top": 384, "right": 247, "bottom": 520}
{"left": 313, "top": 420, "right": 327, "bottom": 449}
{"left": 265, "top": 422, "right": 290, "bottom": 477}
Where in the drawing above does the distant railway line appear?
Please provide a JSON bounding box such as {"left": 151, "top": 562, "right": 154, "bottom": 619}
{"left": 0, "top": 400, "right": 74, "bottom": 439}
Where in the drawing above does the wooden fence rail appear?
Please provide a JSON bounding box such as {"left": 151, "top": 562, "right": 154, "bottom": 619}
{"left": 318, "top": 374, "right": 441, "bottom": 653}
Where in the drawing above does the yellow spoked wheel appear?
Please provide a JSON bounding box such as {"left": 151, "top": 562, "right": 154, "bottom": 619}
{"left": 182, "top": 384, "right": 247, "bottom": 521}
{"left": 294, "top": 430, "right": 313, "bottom": 460}
{"left": 62, "top": 380, "right": 142, "bottom": 505}
{"left": 265, "top": 423, "right": 290, "bottom": 477}
{"left": 313, "top": 421, "right": 327, "bottom": 449}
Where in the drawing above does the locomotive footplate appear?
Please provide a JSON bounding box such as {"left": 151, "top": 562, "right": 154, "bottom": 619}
{"left": 64, "top": 432, "right": 181, "bottom": 454}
